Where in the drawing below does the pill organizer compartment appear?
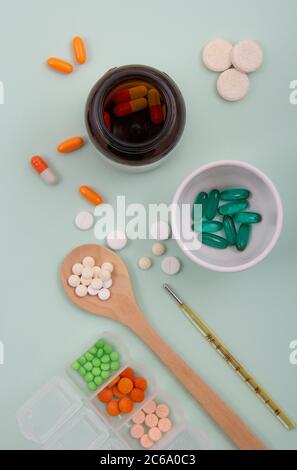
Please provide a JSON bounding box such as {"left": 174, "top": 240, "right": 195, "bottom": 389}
{"left": 67, "top": 331, "right": 130, "bottom": 399}
{"left": 163, "top": 424, "right": 210, "bottom": 450}
{"left": 91, "top": 361, "right": 156, "bottom": 431}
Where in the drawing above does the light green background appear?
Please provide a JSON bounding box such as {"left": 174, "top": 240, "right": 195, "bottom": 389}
{"left": 0, "top": 0, "right": 296, "bottom": 450}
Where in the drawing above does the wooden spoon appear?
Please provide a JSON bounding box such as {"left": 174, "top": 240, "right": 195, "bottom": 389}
{"left": 61, "top": 244, "right": 266, "bottom": 450}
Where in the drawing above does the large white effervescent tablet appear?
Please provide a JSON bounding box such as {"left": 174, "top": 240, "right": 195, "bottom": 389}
{"left": 75, "top": 284, "right": 88, "bottom": 297}
{"left": 103, "top": 279, "right": 113, "bottom": 289}
{"left": 107, "top": 230, "right": 127, "bottom": 250}
{"left": 152, "top": 243, "right": 166, "bottom": 256}
{"left": 75, "top": 211, "right": 94, "bottom": 231}
{"left": 72, "top": 263, "right": 83, "bottom": 276}
{"left": 231, "top": 40, "right": 263, "bottom": 73}
{"left": 161, "top": 256, "right": 181, "bottom": 275}
{"left": 150, "top": 221, "right": 171, "bottom": 240}
{"left": 81, "top": 267, "right": 93, "bottom": 279}
{"left": 80, "top": 277, "right": 92, "bottom": 286}
{"left": 92, "top": 266, "right": 101, "bottom": 278}
{"left": 91, "top": 278, "right": 103, "bottom": 290}
{"left": 99, "top": 269, "right": 111, "bottom": 281}
{"left": 98, "top": 288, "right": 111, "bottom": 301}
{"left": 101, "top": 262, "right": 114, "bottom": 273}
{"left": 138, "top": 257, "right": 152, "bottom": 270}
{"left": 82, "top": 256, "right": 95, "bottom": 268}
{"left": 68, "top": 274, "right": 80, "bottom": 287}
{"left": 217, "top": 69, "right": 249, "bottom": 101}
{"left": 87, "top": 285, "right": 100, "bottom": 296}
{"left": 202, "top": 39, "right": 233, "bottom": 72}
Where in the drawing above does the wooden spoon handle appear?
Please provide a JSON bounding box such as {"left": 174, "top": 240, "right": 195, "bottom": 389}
{"left": 128, "top": 313, "right": 266, "bottom": 450}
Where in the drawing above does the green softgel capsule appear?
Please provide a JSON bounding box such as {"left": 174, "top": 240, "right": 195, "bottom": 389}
{"left": 110, "top": 361, "right": 120, "bottom": 371}
{"left": 71, "top": 361, "right": 80, "bottom": 371}
{"left": 92, "top": 367, "right": 101, "bottom": 377}
{"left": 88, "top": 382, "right": 97, "bottom": 391}
{"left": 84, "top": 362, "right": 92, "bottom": 372}
{"left": 101, "top": 354, "right": 110, "bottom": 364}
{"left": 202, "top": 233, "right": 229, "bottom": 249}
{"left": 94, "top": 376, "right": 103, "bottom": 386}
{"left": 92, "top": 358, "right": 101, "bottom": 367}
{"left": 85, "top": 372, "right": 94, "bottom": 383}
{"left": 236, "top": 224, "right": 251, "bottom": 251}
{"left": 85, "top": 352, "right": 94, "bottom": 361}
{"left": 234, "top": 212, "right": 262, "bottom": 224}
{"left": 218, "top": 201, "right": 248, "bottom": 216}
{"left": 78, "top": 356, "right": 86, "bottom": 366}
{"left": 78, "top": 367, "right": 86, "bottom": 377}
{"left": 206, "top": 190, "right": 220, "bottom": 220}
{"left": 104, "top": 344, "right": 113, "bottom": 354}
{"left": 96, "top": 348, "right": 104, "bottom": 358}
{"left": 220, "top": 188, "right": 250, "bottom": 201}
{"left": 192, "top": 192, "right": 208, "bottom": 219}
{"left": 101, "top": 363, "right": 110, "bottom": 371}
{"left": 223, "top": 215, "right": 237, "bottom": 245}
{"left": 95, "top": 340, "right": 105, "bottom": 349}
{"left": 109, "top": 352, "right": 119, "bottom": 361}
{"left": 101, "top": 370, "right": 110, "bottom": 380}
{"left": 202, "top": 220, "right": 223, "bottom": 233}
{"left": 89, "top": 347, "right": 97, "bottom": 355}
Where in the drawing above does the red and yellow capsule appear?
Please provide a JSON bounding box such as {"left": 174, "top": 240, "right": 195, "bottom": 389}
{"left": 57, "top": 136, "right": 85, "bottom": 153}
{"left": 80, "top": 186, "right": 104, "bottom": 206}
{"left": 31, "top": 156, "right": 58, "bottom": 185}
{"left": 113, "top": 85, "right": 147, "bottom": 104}
{"left": 72, "top": 36, "right": 87, "bottom": 64}
{"left": 114, "top": 98, "right": 148, "bottom": 118}
{"left": 47, "top": 58, "right": 73, "bottom": 74}
{"left": 147, "top": 89, "right": 163, "bottom": 124}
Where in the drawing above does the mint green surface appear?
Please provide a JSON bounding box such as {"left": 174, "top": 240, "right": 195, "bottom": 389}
{"left": 0, "top": 0, "right": 297, "bottom": 450}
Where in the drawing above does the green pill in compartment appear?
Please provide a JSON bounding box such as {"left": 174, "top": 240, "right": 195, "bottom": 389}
{"left": 220, "top": 188, "right": 250, "bottom": 201}
{"left": 202, "top": 233, "right": 229, "bottom": 249}
{"left": 218, "top": 201, "right": 249, "bottom": 216}
{"left": 205, "top": 189, "right": 220, "bottom": 220}
{"left": 234, "top": 211, "right": 262, "bottom": 224}
{"left": 236, "top": 223, "right": 251, "bottom": 251}
{"left": 201, "top": 220, "right": 223, "bottom": 233}
{"left": 223, "top": 215, "right": 237, "bottom": 245}
{"left": 192, "top": 191, "right": 208, "bottom": 219}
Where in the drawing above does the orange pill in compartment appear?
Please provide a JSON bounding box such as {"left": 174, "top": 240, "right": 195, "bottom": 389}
{"left": 47, "top": 58, "right": 73, "bottom": 74}
{"left": 118, "top": 377, "right": 134, "bottom": 394}
{"left": 72, "top": 36, "right": 87, "bottom": 64}
{"left": 57, "top": 136, "right": 84, "bottom": 153}
{"left": 79, "top": 186, "right": 104, "bottom": 205}
{"left": 113, "top": 85, "right": 147, "bottom": 104}
{"left": 107, "top": 400, "right": 120, "bottom": 416}
{"left": 113, "top": 98, "right": 147, "bottom": 118}
{"left": 147, "top": 89, "right": 163, "bottom": 124}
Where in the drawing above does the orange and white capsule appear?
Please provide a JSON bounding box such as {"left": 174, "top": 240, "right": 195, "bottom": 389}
{"left": 103, "top": 111, "right": 111, "bottom": 130}
{"left": 147, "top": 89, "right": 163, "bottom": 124}
{"left": 80, "top": 186, "right": 104, "bottom": 205}
{"left": 72, "top": 36, "right": 87, "bottom": 64}
{"left": 57, "top": 136, "right": 85, "bottom": 153}
{"left": 113, "top": 85, "right": 147, "bottom": 104}
{"left": 47, "top": 58, "right": 73, "bottom": 74}
{"left": 31, "top": 156, "right": 58, "bottom": 185}
{"left": 114, "top": 98, "right": 148, "bottom": 118}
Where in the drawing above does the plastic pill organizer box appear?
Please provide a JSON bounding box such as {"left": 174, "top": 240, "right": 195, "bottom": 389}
{"left": 17, "top": 332, "right": 209, "bottom": 450}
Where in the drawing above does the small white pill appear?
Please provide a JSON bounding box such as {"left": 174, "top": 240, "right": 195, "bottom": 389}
{"left": 68, "top": 274, "right": 80, "bottom": 287}
{"left": 231, "top": 40, "right": 263, "bottom": 73}
{"left": 217, "top": 69, "right": 249, "bottom": 102}
{"left": 107, "top": 230, "right": 127, "bottom": 250}
{"left": 98, "top": 288, "right": 111, "bottom": 301}
{"left": 100, "top": 269, "right": 111, "bottom": 281}
{"left": 87, "top": 285, "right": 100, "bottom": 296}
{"left": 82, "top": 256, "right": 95, "bottom": 268}
{"left": 103, "top": 279, "right": 113, "bottom": 289}
{"left": 75, "top": 284, "right": 88, "bottom": 297}
{"left": 152, "top": 243, "right": 166, "bottom": 256}
{"left": 80, "top": 277, "right": 92, "bottom": 286}
{"left": 101, "top": 262, "right": 114, "bottom": 273}
{"left": 91, "top": 278, "right": 103, "bottom": 290}
{"left": 72, "top": 263, "right": 83, "bottom": 276}
{"left": 150, "top": 221, "right": 171, "bottom": 240}
{"left": 161, "top": 256, "right": 181, "bottom": 275}
{"left": 81, "top": 267, "right": 93, "bottom": 279}
{"left": 74, "top": 211, "right": 94, "bottom": 231}
{"left": 202, "top": 39, "right": 233, "bottom": 72}
{"left": 138, "top": 257, "right": 152, "bottom": 270}
{"left": 92, "top": 266, "right": 101, "bottom": 278}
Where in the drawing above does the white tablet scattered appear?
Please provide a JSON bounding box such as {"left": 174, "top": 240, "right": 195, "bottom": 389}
{"left": 231, "top": 40, "right": 263, "bottom": 73}
{"left": 202, "top": 39, "right": 233, "bottom": 72}
{"left": 217, "top": 69, "right": 249, "bottom": 101}
{"left": 75, "top": 211, "right": 94, "bottom": 230}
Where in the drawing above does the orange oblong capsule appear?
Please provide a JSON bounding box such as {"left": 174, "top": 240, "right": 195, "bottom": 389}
{"left": 72, "top": 36, "right": 87, "bottom": 64}
{"left": 80, "top": 186, "right": 104, "bottom": 206}
{"left": 114, "top": 98, "right": 148, "bottom": 118}
{"left": 147, "top": 89, "right": 163, "bottom": 124}
{"left": 113, "top": 85, "right": 147, "bottom": 104}
{"left": 57, "top": 136, "right": 85, "bottom": 153}
{"left": 47, "top": 58, "right": 73, "bottom": 74}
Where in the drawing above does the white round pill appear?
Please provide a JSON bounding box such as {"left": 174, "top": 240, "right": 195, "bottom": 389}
{"left": 80, "top": 277, "right": 92, "bottom": 286}
{"left": 107, "top": 230, "right": 127, "bottom": 250}
{"left": 99, "top": 269, "right": 111, "bottom": 281}
{"left": 150, "top": 221, "right": 171, "bottom": 240}
{"left": 138, "top": 257, "right": 152, "bottom": 270}
{"left": 87, "top": 285, "right": 100, "bottom": 296}
{"left": 68, "top": 274, "right": 80, "bottom": 287}
{"left": 75, "top": 284, "right": 88, "bottom": 297}
{"left": 92, "top": 266, "right": 101, "bottom": 278}
{"left": 231, "top": 40, "right": 263, "bottom": 73}
{"left": 103, "top": 279, "right": 113, "bottom": 289}
{"left": 72, "top": 263, "right": 83, "bottom": 276}
{"left": 217, "top": 69, "right": 249, "bottom": 101}
{"left": 91, "top": 278, "right": 103, "bottom": 290}
{"left": 98, "top": 288, "right": 111, "bottom": 301}
{"left": 152, "top": 243, "right": 166, "bottom": 256}
{"left": 74, "top": 211, "right": 94, "bottom": 231}
{"left": 81, "top": 267, "right": 93, "bottom": 279}
{"left": 101, "top": 262, "right": 114, "bottom": 273}
{"left": 161, "top": 256, "right": 181, "bottom": 275}
{"left": 202, "top": 39, "right": 233, "bottom": 72}
{"left": 82, "top": 257, "right": 95, "bottom": 268}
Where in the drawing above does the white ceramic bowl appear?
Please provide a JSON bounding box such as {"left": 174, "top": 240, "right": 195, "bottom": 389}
{"left": 171, "top": 160, "right": 283, "bottom": 272}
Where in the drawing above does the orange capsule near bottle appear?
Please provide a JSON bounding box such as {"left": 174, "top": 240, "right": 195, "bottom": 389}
{"left": 113, "top": 85, "right": 147, "bottom": 104}
{"left": 147, "top": 89, "right": 163, "bottom": 124}
{"left": 103, "top": 111, "right": 111, "bottom": 130}
{"left": 31, "top": 156, "right": 58, "bottom": 185}
{"left": 47, "top": 58, "right": 73, "bottom": 74}
{"left": 114, "top": 98, "right": 147, "bottom": 118}
{"left": 72, "top": 36, "right": 87, "bottom": 64}
{"left": 80, "top": 186, "right": 104, "bottom": 205}
{"left": 57, "top": 136, "right": 85, "bottom": 153}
